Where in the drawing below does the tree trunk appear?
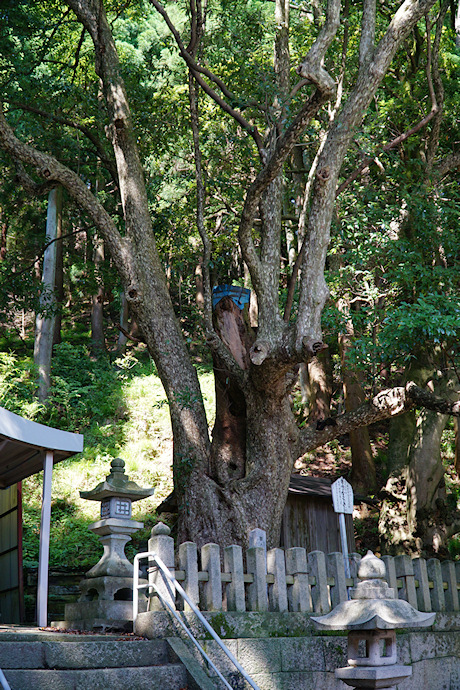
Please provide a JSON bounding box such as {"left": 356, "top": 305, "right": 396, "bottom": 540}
{"left": 456, "top": 0, "right": 460, "bottom": 49}
{"left": 406, "top": 408, "right": 450, "bottom": 555}
{"left": 338, "top": 298, "right": 375, "bottom": 493}
{"left": 183, "top": 375, "right": 298, "bottom": 549}
{"left": 195, "top": 263, "right": 204, "bottom": 310}
{"left": 455, "top": 417, "right": 460, "bottom": 476}
{"left": 53, "top": 187, "right": 63, "bottom": 345}
{"left": 115, "top": 291, "right": 129, "bottom": 355}
{"left": 34, "top": 188, "right": 59, "bottom": 402}
{"left": 0, "top": 211, "right": 7, "bottom": 260}
{"left": 379, "top": 365, "right": 459, "bottom": 555}
{"left": 176, "top": 293, "right": 298, "bottom": 549}
{"left": 378, "top": 361, "right": 434, "bottom": 554}
{"left": 306, "top": 351, "right": 332, "bottom": 420}
{"left": 91, "top": 233, "right": 105, "bottom": 355}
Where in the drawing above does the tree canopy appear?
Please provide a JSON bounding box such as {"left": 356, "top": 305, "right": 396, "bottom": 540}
{"left": 0, "top": 0, "right": 459, "bottom": 551}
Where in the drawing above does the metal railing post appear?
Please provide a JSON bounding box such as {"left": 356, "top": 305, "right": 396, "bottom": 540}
{"left": 133, "top": 551, "right": 260, "bottom": 690}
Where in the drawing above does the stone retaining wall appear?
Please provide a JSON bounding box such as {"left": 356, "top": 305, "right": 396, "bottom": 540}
{"left": 135, "top": 611, "right": 460, "bottom": 689}
{"left": 24, "top": 568, "right": 84, "bottom": 623}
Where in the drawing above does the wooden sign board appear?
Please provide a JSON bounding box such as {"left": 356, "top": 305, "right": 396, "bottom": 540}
{"left": 331, "top": 477, "right": 354, "bottom": 515}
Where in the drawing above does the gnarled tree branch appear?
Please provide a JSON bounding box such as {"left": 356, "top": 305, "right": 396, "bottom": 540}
{"left": 297, "top": 0, "right": 340, "bottom": 95}
{"left": 147, "top": 0, "right": 264, "bottom": 152}
{"left": 8, "top": 100, "right": 118, "bottom": 182}
{"left": 296, "top": 381, "right": 460, "bottom": 457}
{"left": 0, "top": 105, "right": 128, "bottom": 272}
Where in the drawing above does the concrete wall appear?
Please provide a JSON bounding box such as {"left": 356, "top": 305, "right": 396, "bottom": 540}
{"left": 135, "top": 611, "right": 460, "bottom": 689}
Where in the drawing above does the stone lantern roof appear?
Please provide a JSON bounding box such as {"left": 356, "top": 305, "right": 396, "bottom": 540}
{"left": 312, "top": 551, "right": 435, "bottom": 631}
{"left": 80, "top": 458, "right": 155, "bottom": 502}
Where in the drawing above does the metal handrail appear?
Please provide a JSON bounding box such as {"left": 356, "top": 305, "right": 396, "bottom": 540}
{"left": 133, "top": 550, "right": 261, "bottom": 690}
{"left": 0, "top": 668, "right": 11, "bottom": 690}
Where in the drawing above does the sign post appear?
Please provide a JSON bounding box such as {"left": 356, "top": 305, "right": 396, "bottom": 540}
{"left": 331, "top": 477, "right": 354, "bottom": 584}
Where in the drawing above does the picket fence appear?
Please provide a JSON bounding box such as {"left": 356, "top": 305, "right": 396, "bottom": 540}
{"left": 146, "top": 523, "right": 460, "bottom": 616}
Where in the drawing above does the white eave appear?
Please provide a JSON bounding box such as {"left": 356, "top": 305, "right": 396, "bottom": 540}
{"left": 0, "top": 406, "right": 84, "bottom": 487}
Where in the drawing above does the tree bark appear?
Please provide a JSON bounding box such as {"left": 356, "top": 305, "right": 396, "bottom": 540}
{"left": 90, "top": 233, "right": 105, "bottom": 355}
{"left": 306, "top": 351, "right": 332, "bottom": 421}
{"left": 338, "top": 298, "right": 375, "bottom": 493}
{"left": 34, "top": 188, "right": 59, "bottom": 402}
{"left": 115, "top": 291, "right": 129, "bottom": 355}
{"left": 52, "top": 187, "right": 63, "bottom": 346}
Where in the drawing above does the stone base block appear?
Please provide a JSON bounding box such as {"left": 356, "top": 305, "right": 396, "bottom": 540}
{"left": 78, "top": 575, "right": 147, "bottom": 603}
{"left": 54, "top": 597, "right": 147, "bottom": 632}
{"left": 336, "top": 663, "right": 412, "bottom": 688}
{"left": 50, "top": 617, "right": 133, "bottom": 633}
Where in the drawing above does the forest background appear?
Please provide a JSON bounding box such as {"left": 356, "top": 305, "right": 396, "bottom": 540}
{"left": 0, "top": 0, "right": 460, "bottom": 570}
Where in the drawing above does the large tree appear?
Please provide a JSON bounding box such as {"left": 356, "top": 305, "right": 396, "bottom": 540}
{"left": 1, "top": 0, "right": 459, "bottom": 549}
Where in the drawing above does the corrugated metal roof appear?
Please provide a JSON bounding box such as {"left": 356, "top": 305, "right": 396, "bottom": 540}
{"left": 0, "top": 407, "right": 84, "bottom": 487}
{"left": 287, "top": 474, "right": 333, "bottom": 498}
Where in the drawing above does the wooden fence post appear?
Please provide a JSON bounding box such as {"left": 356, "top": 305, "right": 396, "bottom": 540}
{"left": 148, "top": 522, "right": 176, "bottom": 611}
{"left": 285, "top": 547, "right": 310, "bottom": 612}
{"left": 201, "top": 543, "right": 223, "bottom": 611}
{"left": 224, "top": 545, "right": 246, "bottom": 612}
{"left": 267, "top": 548, "right": 288, "bottom": 612}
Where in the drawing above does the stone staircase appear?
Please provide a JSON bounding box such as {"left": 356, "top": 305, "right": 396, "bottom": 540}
{"left": 0, "top": 629, "right": 190, "bottom": 690}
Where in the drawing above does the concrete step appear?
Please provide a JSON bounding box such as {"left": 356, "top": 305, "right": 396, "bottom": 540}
{"left": 3, "top": 665, "right": 188, "bottom": 690}
{"left": 0, "top": 639, "right": 170, "bottom": 669}
{"left": 0, "top": 634, "right": 191, "bottom": 690}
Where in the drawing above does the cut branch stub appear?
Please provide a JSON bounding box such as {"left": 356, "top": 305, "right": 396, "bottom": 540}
{"left": 302, "top": 337, "right": 327, "bottom": 359}
{"left": 126, "top": 284, "right": 141, "bottom": 303}
{"left": 406, "top": 381, "right": 460, "bottom": 416}
{"left": 250, "top": 340, "right": 270, "bottom": 366}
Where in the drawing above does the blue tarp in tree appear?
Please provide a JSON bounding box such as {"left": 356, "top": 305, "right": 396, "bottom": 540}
{"left": 212, "top": 285, "right": 251, "bottom": 311}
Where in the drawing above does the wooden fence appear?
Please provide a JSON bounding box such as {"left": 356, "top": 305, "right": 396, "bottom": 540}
{"left": 146, "top": 523, "right": 460, "bottom": 615}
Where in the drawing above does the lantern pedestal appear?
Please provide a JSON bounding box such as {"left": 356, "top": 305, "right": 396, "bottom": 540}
{"left": 86, "top": 517, "right": 143, "bottom": 578}
{"left": 336, "top": 664, "right": 411, "bottom": 689}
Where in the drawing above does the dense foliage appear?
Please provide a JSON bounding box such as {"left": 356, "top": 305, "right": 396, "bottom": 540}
{"left": 0, "top": 0, "right": 459, "bottom": 555}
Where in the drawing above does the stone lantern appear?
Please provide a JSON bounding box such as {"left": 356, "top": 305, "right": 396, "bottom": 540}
{"left": 58, "top": 458, "right": 154, "bottom": 631}
{"left": 311, "top": 551, "right": 435, "bottom": 690}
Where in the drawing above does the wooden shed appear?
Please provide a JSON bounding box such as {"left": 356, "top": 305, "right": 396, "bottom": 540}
{"left": 279, "top": 475, "right": 355, "bottom": 554}
{"left": 157, "top": 474, "right": 356, "bottom": 556}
